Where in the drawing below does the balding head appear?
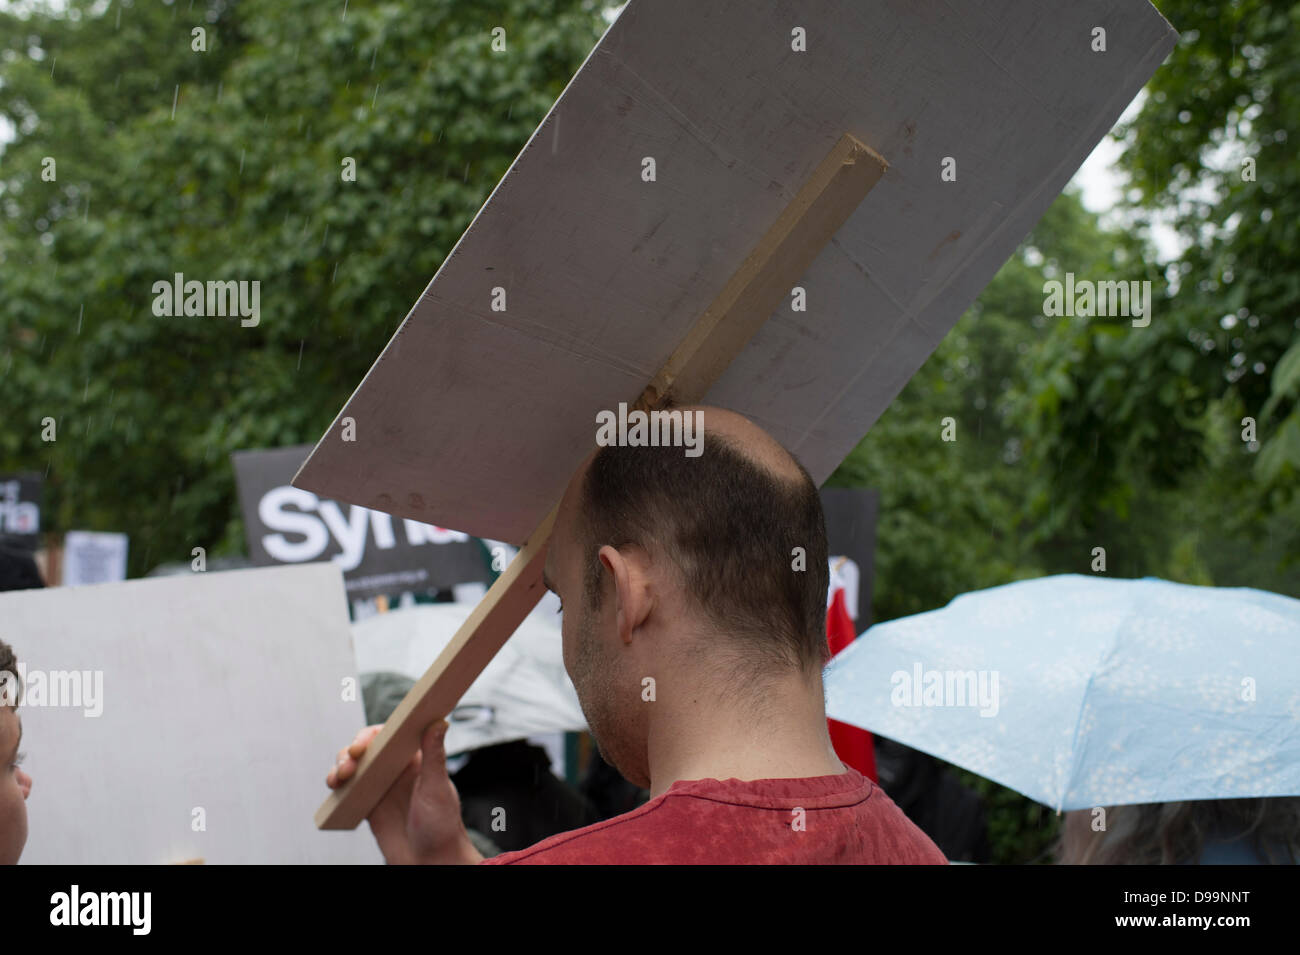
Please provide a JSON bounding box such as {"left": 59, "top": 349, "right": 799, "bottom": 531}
{"left": 543, "top": 404, "right": 830, "bottom": 785}
{"left": 552, "top": 403, "right": 829, "bottom": 671}
{"left": 677, "top": 405, "right": 807, "bottom": 482}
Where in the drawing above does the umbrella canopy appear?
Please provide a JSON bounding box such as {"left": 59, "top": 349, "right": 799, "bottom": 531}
{"left": 824, "top": 574, "right": 1300, "bottom": 811}
{"left": 351, "top": 596, "right": 588, "bottom": 756}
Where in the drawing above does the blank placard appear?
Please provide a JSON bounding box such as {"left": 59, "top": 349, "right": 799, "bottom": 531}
{"left": 9, "top": 564, "right": 382, "bottom": 864}
{"left": 294, "top": 0, "right": 1176, "bottom": 545}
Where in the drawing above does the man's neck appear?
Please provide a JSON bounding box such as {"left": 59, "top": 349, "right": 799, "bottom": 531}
{"left": 644, "top": 666, "right": 846, "bottom": 799}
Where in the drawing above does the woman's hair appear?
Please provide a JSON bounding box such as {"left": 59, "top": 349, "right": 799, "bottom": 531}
{"left": 1058, "top": 798, "right": 1300, "bottom": 864}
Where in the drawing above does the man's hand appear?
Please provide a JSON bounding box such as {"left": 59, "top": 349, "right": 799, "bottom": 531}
{"left": 327, "top": 721, "right": 485, "bottom": 865}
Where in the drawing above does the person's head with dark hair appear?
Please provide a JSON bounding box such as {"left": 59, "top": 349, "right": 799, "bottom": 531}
{"left": 0, "top": 543, "right": 45, "bottom": 593}
{"left": 578, "top": 415, "right": 831, "bottom": 673}
{"left": 544, "top": 405, "right": 843, "bottom": 794}
{"left": 0, "top": 638, "right": 32, "bottom": 864}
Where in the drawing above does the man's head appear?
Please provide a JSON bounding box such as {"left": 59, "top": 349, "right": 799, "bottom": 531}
{"left": 0, "top": 639, "right": 31, "bottom": 865}
{"left": 544, "top": 405, "right": 829, "bottom": 787}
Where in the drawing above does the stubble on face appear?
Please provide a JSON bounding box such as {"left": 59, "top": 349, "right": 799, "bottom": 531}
{"left": 552, "top": 451, "right": 650, "bottom": 788}
{"left": 570, "top": 593, "right": 614, "bottom": 761}
{"left": 567, "top": 588, "right": 649, "bottom": 789}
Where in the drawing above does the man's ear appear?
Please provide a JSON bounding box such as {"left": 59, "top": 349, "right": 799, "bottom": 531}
{"left": 598, "top": 544, "right": 652, "bottom": 645}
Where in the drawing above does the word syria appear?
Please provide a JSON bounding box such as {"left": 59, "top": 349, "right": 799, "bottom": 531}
{"left": 151, "top": 273, "right": 260, "bottom": 327}
{"left": 258, "top": 485, "right": 469, "bottom": 571}
{"left": 595, "top": 404, "right": 704, "bottom": 457}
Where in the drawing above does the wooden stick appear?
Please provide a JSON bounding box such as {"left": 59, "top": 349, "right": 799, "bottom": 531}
{"left": 317, "top": 505, "right": 556, "bottom": 829}
{"left": 641, "top": 134, "right": 887, "bottom": 408}
{"left": 316, "top": 133, "right": 886, "bottom": 829}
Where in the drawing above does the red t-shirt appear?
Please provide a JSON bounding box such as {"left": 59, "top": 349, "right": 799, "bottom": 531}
{"left": 479, "top": 767, "right": 947, "bottom": 864}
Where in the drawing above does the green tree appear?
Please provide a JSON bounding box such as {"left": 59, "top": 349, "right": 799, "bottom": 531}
{"left": 1, "top": 0, "right": 606, "bottom": 574}
{"left": 1114, "top": 1, "right": 1299, "bottom": 538}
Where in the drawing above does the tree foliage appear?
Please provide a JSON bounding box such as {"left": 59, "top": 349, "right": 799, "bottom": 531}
{"left": 0, "top": 0, "right": 605, "bottom": 573}
{"left": 1118, "top": 1, "right": 1300, "bottom": 518}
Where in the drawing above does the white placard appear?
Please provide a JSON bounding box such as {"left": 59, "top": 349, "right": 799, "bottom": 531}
{"left": 6, "top": 563, "right": 382, "bottom": 864}
{"left": 61, "top": 530, "right": 129, "bottom": 587}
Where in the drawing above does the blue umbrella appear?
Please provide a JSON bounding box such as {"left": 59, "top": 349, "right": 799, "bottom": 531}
{"left": 824, "top": 574, "right": 1300, "bottom": 811}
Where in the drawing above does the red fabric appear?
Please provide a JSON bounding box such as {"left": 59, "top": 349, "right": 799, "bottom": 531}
{"left": 826, "top": 588, "right": 876, "bottom": 782}
{"left": 826, "top": 587, "right": 857, "bottom": 657}
{"left": 480, "top": 768, "right": 947, "bottom": 864}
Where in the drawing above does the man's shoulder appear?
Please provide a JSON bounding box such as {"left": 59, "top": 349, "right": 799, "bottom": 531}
{"left": 479, "top": 796, "right": 671, "bottom": 865}
{"left": 479, "top": 770, "right": 948, "bottom": 865}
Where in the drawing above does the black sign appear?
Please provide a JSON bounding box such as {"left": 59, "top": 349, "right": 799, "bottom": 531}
{"left": 0, "top": 473, "right": 42, "bottom": 549}
{"left": 232, "top": 446, "right": 493, "bottom": 600}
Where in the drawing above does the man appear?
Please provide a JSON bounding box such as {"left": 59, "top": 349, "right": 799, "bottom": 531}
{"left": 328, "top": 406, "right": 945, "bottom": 864}
{"left": 1, "top": 639, "right": 32, "bottom": 865}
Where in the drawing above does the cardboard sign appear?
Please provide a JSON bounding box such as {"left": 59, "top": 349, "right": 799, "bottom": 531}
{"left": 233, "top": 445, "right": 493, "bottom": 600}
{"left": 9, "top": 563, "right": 382, "bottom": 864}
{"left": 292, "top": 0, "right": 1177, "bottom": 546}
